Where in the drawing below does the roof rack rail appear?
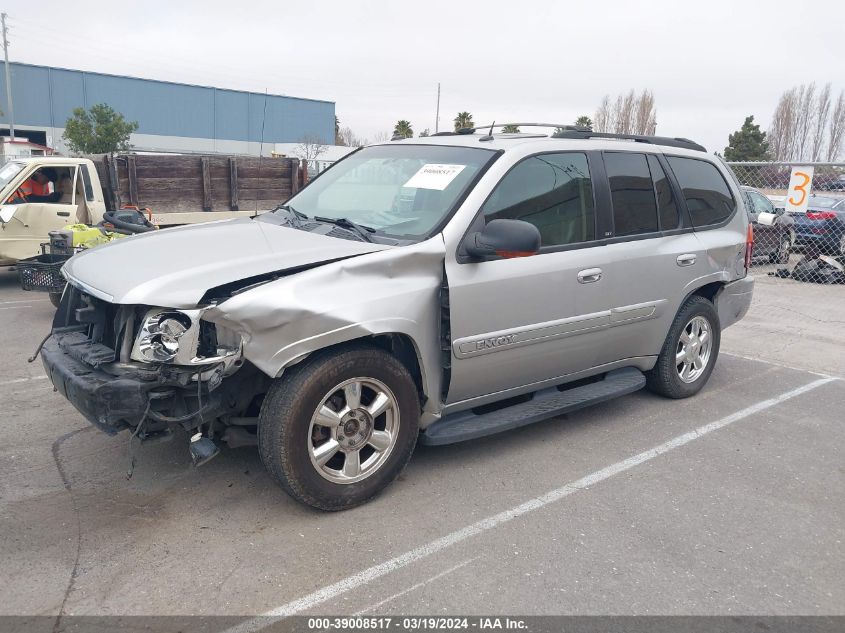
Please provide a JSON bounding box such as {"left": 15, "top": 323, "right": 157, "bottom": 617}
{"left": 432, "top": 123, "right": 591, "bottom": 137}
{"left": 550, "top": 130, "right": 706, "bottom": 152}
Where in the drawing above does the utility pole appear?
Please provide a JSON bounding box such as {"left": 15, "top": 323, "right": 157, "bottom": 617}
{"left": 435, "top": 82, "right": 440, "bottom": 134}
{"left": 1, "top": 13, "right": 13, "bottom": 140}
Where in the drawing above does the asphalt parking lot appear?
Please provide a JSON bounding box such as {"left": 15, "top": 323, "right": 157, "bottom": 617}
{"left": 0, "top": 270, "right": 842, "bottom": 622}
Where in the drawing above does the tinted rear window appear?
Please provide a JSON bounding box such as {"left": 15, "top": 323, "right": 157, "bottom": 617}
{"left": 605, "top": 152, "right": 658, "bottom": 236}
{"left": 667, "top": 156, "right": 735, "bottom": 227}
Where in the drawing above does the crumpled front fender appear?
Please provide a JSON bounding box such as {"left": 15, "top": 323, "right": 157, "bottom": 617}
{"left": 204, "top": 237, "right": 447, "bottom": 417}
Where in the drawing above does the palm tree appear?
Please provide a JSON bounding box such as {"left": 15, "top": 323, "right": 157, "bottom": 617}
{"left": 393, "top": 120, "right": 413, "bottom": 139}
{"left": 574, "top": 115, "right": 593, "bottom": 130}
{"left": 501, "top": 124, "right": 520, "bottom": 133}
{"left": 453, "top": 112, "right": 474, "bottom": 132}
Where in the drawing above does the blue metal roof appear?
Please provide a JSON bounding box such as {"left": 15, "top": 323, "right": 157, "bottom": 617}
{"left": 0, "top": 62, "right": 335, "bottom": 144}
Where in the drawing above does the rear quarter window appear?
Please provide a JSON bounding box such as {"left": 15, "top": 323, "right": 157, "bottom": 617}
{"left": 666, "top": 156, "right": 736, "bottom": 227}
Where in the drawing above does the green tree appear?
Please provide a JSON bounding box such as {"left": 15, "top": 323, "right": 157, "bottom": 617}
{"left": 724, "top": 115, "right": 770, "bottom": 161}
{"left": 574, "top": 115, "right": 593, "bottom": 130}
{"left": 393, "top": 120, "right": 414, "bottom": 138}
{"left": 501, "top": 124, "right": 520, "bottom": 133}
{"left": 419, "top": 128, "right": 430, "bottom": 137}
{"left": 453, "top": 112, "right": 474, "bottom": 132}
{"left": 62, "top": 104, "right": 139, "bottom": 154}
{"left": 335, "top": 115, "right": 342, "bottom": 145}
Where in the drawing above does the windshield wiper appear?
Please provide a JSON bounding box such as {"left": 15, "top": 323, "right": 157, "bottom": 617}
{"left": 274, "top": 204, "right": 309, "bottom": 226}
{"left": 314, "top": 216, "right": 376, "bottom": 243}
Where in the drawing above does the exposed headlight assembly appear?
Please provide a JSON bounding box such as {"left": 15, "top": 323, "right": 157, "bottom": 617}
{"left": 131, "top": 308, "right": 243, "bottom": 368}
{"left": 136, "top": 311, "right": 194, "bottom": 362}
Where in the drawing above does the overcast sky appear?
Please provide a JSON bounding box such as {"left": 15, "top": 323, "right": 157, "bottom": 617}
{"left": 4, "top": 0, "right": 844, "bottom": 153}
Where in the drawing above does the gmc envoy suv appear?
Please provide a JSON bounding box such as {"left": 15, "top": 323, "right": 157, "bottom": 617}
{"left": 41, "top": 125, "right": 754, "bottom": 510}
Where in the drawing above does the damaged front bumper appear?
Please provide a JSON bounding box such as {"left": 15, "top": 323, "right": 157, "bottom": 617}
{"left": 42, "top": 336, "right": 153, "bottom": 434}
{"left": 42, "top": 331, "right": 254, "bottom": 437}
{"left": 42, "top": 284, "right": 257, "bottom": 436}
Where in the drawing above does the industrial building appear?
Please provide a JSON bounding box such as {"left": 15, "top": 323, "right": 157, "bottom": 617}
{"left": 0, "top": 62, "right": 336, "bottom": 155}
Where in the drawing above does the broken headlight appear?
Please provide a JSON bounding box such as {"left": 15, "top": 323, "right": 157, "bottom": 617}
{"left": 136, "top": 310, "right": 194, "bottom": 362}
{"left": 131, "top": 308, "right": 244, "bottom": 368}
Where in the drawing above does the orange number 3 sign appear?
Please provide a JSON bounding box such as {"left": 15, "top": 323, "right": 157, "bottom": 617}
{"left": 788, "top": 171, "right": 811, "bottom": 206}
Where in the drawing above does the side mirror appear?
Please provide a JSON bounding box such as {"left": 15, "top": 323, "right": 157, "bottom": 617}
{"left": 464, "top": 219, "right": 541, "bottom": 259}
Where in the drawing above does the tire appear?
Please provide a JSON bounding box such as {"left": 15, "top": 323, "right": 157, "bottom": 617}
{"left": 49, "top": 291, "right": 63, "bottom": 308}
{"left": 258, "top": 345, "right": 419, "bottom": 511}
{"left": 646, "top": 296, "right": 721, "bottom": 399}
{"left": 770, "top": 235, "right": 791, "bottom": 264}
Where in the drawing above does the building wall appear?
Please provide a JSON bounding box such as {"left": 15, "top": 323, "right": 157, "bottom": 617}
{"left": 0, "top": 63, "right": 335, "bottom": 155}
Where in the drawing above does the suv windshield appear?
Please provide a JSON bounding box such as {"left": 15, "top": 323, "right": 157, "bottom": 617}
{"left": 0, "top": 161, "right": 24, "bottom": 191}
{"left": 278, "top": 144, "right": 497, "bottom": 240}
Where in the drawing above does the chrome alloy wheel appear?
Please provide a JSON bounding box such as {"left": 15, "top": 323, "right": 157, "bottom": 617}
{"left": 675, "top": 316, "right": 713, "bottom": 383}
{"left": 307, "top": 377, "right": 399, "bottom": 484}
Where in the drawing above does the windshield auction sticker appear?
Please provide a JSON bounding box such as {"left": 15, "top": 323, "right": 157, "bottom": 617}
{"left": 403, "top": 164, "right": 466, "bottom": 190}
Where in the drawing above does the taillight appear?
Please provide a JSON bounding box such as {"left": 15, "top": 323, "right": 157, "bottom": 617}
{"left": 744, "top": 223, "right": 754, "bottom": 272}
{"left": 806, "top": 211, "right": 837, "bottom": 220}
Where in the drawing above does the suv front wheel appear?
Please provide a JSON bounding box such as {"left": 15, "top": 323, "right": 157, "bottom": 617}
{"left": 258, "top": 345, "right": 419, "bottom": 511}
{"left": 646, "top": 295, "right": 721, "bottom": 399}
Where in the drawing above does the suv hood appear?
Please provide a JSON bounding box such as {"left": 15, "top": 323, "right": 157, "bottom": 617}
{"left": 63, "top": 218, "right": 390, "bottom": 307}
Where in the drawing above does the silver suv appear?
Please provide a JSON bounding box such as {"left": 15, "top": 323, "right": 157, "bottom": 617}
{"left": 42, "top": 125, "right": 755, "bottom": 510}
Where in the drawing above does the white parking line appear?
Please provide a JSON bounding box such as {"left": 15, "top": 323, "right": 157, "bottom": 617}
{"left": 722, "top": 351, "right": 840, "bottom": 379}
{"left": 0, "top": 299, "right": 46, "bottom": 305}
{"left": 353, "top": 557, "right": 478, "bottom": 616}
{"left": 224, "top": 376, "right": 835, "bottom": 633}
{"left": 0, "top": 305, "right": 32, "bottom": 310}
{"left": 0, "top": 375, "right": 48, "bottom": 387}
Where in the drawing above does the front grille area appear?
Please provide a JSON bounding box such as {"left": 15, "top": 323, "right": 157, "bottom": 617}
{"left": 54, "top": 285, "right": 140, "bottom": 367}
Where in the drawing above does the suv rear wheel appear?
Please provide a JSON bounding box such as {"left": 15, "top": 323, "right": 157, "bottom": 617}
{"left": 646, "top": 295, "right": 721, "bottom": 399}
{"left": 258, "top": 345, "right": 419, "bottom": 511}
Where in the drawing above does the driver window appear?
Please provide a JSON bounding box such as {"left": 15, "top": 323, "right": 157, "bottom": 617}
{"left": 7, "top": 166, "right": 76, "bottom": 205}
{"left": 481, "top": 152, "right": 595, "bottom": 248}
{"left": 750, "top": 192, "right": 774, "bottom": 215}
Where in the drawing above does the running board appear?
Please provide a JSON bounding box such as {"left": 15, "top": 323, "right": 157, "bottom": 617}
{"left": 421, "top": 367, "right": 646, "bottom": 446}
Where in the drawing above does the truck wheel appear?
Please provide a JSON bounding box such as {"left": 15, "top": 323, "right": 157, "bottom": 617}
{"left": 49, "top": 292, "right": 63, "bottom": 308}
{"left": 646, "top": 296, "right": 720, "bottom": 399}
{"left": 258, "top": 345, "right": 419, "bottom": 511}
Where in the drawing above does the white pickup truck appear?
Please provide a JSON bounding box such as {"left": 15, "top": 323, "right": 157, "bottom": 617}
{"left": 0, "top": 155, "right": 286, "bottom": 266}
{"left": 0, "top": 157, "right": 113, "bottom": 266}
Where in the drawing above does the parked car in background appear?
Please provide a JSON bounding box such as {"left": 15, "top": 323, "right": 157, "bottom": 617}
{"left": 790, "top": 201, "right": 845, "bottom": 255}
{"left": 740, "top": 186, "right": 794, "bottom": 263}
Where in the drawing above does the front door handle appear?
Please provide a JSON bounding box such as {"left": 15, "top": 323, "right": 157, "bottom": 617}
{"left": 676, "top": 254, "right": 696, "bottom": 267}
{"left": 577, "top": 268, "right": 603, "bottom": 283}
{"left": 56, "top": 211, "right": 70, "bottom": 217}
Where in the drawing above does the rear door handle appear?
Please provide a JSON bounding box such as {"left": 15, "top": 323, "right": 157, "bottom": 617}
{"left": 676, "top": 254, "right": 696, "bottom": 267}
{"left": 577, "top": 268, "right": 603, "bottom": 283}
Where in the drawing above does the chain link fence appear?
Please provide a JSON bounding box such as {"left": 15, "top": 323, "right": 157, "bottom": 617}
{"left": 727, "top": 161, "right": 845, "bottom": 284}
